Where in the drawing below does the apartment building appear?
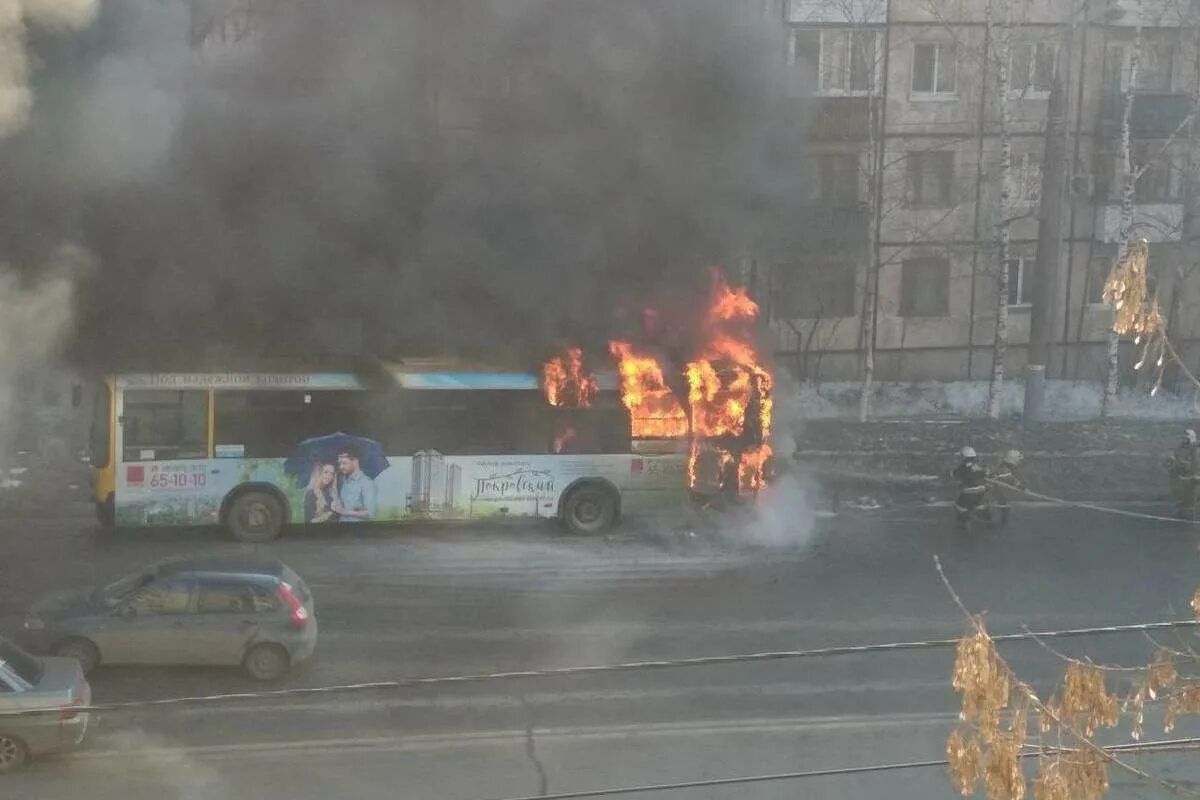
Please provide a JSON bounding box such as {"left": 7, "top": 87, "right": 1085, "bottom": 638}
{"left": 772, "top": 0, "right": 1200, "bottom": 387}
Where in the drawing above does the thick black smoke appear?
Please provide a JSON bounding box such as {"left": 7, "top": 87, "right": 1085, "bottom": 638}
{"left": 4, "top": 0, "right": 808, "bottom": 370}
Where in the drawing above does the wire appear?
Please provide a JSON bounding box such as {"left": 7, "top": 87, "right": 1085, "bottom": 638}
{"left": 487, "top": 737, "right": 1200, "bottom": 800}
{"left": 2, "top": 619, "right": 1196, "bottom": 717}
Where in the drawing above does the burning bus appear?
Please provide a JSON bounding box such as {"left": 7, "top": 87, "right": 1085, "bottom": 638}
{"left": 88, "top": 273, "right": 772, "bottom": 542}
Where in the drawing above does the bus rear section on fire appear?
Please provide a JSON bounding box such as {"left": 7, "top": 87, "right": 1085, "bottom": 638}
{"left": 89, "top": 359, "right": 688, "bottom": 541}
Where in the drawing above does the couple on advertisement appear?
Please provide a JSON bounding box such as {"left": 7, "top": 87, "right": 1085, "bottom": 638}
{"left": 303, "top": 444, "right": 377, "bottom": 523}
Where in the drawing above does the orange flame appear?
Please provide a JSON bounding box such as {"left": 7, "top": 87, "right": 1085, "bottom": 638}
{"left": 608, "top": 341, "right": 689, "bottom": 438}
{"left": 708, "top": 274, "right": 759, "bottom": 322}
{"left": 543, "top": 347, "right": 598, "bottom": 408}
{"left": 686, "top": 271, "right": 774, "bottom": 494}
{"left": 605, "top": 270, "right": 775, "bottom": 495}
{"left": 737, "top": 443, "right": 773, "bottom": 494}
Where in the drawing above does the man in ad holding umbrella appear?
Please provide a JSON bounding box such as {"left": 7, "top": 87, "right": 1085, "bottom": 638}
{"left": 332, "top": 444, "right": 378, "bottom": 522}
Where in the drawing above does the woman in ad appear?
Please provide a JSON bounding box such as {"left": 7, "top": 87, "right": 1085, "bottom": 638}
{"left": 304, "top": 460, "right": 339, "bottom": 523}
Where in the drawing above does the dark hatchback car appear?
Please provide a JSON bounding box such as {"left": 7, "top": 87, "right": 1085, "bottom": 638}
{"left": 21, "top": 557, "right": 317, "bottom": 681}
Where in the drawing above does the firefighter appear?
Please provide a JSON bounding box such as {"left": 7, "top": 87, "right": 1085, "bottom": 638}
{"left": 952, "top": 446, "right": 990, "bottom": 527}
{"left": 1168, "top": 429, "right": 1200, "bottom": 520}
{"left": 990, "top": 449, "right": 1024, "bottom": 526}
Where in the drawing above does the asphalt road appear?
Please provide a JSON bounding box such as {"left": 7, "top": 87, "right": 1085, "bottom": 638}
{"left": 2, "top": 498, "right": 1200, "bottom": 799}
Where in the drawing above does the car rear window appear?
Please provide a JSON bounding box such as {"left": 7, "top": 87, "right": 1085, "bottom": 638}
{"left": 197, "top": 581, "right": 276, "bottom": 614}
{"left": 0, "top": 637, "right": 44, "bottom": 685}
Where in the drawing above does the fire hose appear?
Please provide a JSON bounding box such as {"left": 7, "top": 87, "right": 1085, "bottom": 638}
{"left": 988, "top": 478, "right": 1200, "bottom": 526}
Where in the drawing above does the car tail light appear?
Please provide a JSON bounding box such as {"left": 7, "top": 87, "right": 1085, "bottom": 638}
{"left": 279, "top": 582, "right": 308, "bottom": 629}
{"left": 60, "top": 695, "right": 84, "bottom": 721}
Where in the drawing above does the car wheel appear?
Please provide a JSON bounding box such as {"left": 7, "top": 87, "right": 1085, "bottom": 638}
{"left": 563, "top": 485, "right": 617, "bottom": 535}
{"left": 53, "top": 638, "right": 100, "bottom": 675}
{"left": 243, "top": 643, "right": 290, "bottom": 681}
{"left": 227, "top": 492, "right": 285, "bottom": 543}
{"left": 0, "top": 735, "right": 28, "bottom": 774}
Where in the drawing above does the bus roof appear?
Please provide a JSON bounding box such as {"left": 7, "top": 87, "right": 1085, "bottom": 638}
{"left": 115, "top": 373, "right": 366, "bottom": 390}
{"left": 111, "top": 358, "right": 619, "bottom": 392}
{"left": 380, "top": 360, "right": 618, "bottom": 391}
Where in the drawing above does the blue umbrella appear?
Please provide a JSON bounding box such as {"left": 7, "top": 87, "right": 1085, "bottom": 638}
{"left": 283, "top": 433, "right": 390, "bottom": 485}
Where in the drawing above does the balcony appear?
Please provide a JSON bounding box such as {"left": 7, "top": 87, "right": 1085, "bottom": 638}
{"left": 1106, "top": 0, "right": 1191, "bottom": 26}
{"left": 787, "top": 0, "right": 885, "bottom": 24}
{"left": 1093, "top": 203, "right": 1183, "bottom": 243}
{"left": 808, "top": 97, "right": 875, "bottom": 141}
{"left": 1099, "top": 92, "right": 1193, "bottom": 139}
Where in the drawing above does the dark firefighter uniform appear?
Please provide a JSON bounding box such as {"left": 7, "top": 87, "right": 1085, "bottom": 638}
{"left": 990, "top": 452, "right": 1024, "bottom": 526}
{"left": 952, "top": 457, "right": 990, "bottom": 523}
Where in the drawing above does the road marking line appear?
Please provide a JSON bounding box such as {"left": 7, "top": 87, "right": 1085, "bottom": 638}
{"left": 73, "top": 713, "right": 958, "bottom": 762}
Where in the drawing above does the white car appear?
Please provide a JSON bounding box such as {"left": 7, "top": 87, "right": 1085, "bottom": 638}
{"left": 0, "top": 636, "right": 90, "bottom": 773}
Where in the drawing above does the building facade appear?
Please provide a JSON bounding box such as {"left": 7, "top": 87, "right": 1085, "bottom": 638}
{"left": 771, "top": 0, "right": 1200, "bottom": 389}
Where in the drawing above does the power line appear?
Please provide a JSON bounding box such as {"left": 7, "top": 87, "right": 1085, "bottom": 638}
{"left": 486, "top": 737, "right": 1200, "bottom": 800}
{"left": 2, "top": 618, "right": 1196, "bottom": 717}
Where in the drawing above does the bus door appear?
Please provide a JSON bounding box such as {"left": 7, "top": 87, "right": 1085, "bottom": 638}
{"left": 115, "top": 389, "right": 211, "bottom": 524}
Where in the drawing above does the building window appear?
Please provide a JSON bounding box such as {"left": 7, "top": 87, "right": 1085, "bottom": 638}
{"left": 780, "top": 260, "right": 857, "bottom": 318}
{"left": 809, "top": 153, "right": 859, "bottom": 208}
{"left": 912, "top": 43, "right": 956, "bottom": 95}
{"left": 1010, "top": 42, "right": 1056, "bottom": 96}
{"left": 1088, "top": 249, "right": 1115, "bottom": 304}
{"left": 1105, "top": 40, "right": 1175, "bottom": 94}
{"left": 1134, "top": 143, "right": 1183, "bottom": 202}
{"left": 794, "top": 28, "right": 880, "bottom": 95}
{"left": 1012, "top": 153, "right": 1042, "bottom": 206}
{"left": 906, "top": 151, "right": 954, "bottom": 207}
{"left": 900, "top": 257, "right": 950, "bottom": 317}
{"left": 1004, "top": 257, "right": 1033, "bottom": 306}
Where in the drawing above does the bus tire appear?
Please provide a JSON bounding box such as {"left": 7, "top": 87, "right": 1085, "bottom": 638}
{"left": 226, "top": 491, "right": 285, "bottom": 543}
{"left": 562, "top": 484, "right": 618, "bottom": 535}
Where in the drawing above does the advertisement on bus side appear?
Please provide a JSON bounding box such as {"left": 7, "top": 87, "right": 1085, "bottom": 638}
{"left": 114, "top": 433, "right": 684, "bottom": 526}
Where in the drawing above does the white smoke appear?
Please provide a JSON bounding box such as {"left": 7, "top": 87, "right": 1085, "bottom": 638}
{"left": 0, "top": 0, "right": 97, "bottom": 135}
{"left": 0, "top": 0, "right": 96, "bottom": 465}
{"left": 0, "top": 245, "right": 92, "bottom": 463}
{"left": 736, "top": 418, "right": 817, "bottom": 548}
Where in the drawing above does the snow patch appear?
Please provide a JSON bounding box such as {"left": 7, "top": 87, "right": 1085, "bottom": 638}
{"left": 780, "top": 379, "right": 1200, "bottom": 421}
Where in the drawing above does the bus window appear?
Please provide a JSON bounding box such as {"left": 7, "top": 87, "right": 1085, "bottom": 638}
{"left": 214, "top": 390, "right": 370, "bottom": 458}
{"left": 89, "top": 383, "right": 111, "bottom": 469}
{"left": 122, "top": 390, "right": 208, "bottom": 462}
{"left": 546, "top": 402, "right": 632, "bottom": 455}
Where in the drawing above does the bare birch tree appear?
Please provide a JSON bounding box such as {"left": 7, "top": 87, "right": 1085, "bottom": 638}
{"left": 986, "top": 0, "right": 1015, "bottom": 418}
{"left": 1102, "top": 6, "right": 1144, "bottom": 417}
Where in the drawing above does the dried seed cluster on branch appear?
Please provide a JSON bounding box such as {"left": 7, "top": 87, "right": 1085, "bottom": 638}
{"left": 1103, "top": 239, "right": 1160, "bottom": 338}
{"left": 1048, "top": 664, "right": 1119, "bottom": 737}
{"left": 1125, "top": 650, "right": 1178, "bottom": 740}
{"left": 949, "top": 620, "right": 1031, "bottom": 799}
{"left": 1033, "top": 751, "right": 1109, "bottom": 800}
{"left": 953, "top": 622, "right": 1011, "bottom": 736}
{"left": 1166, "top": 684, "right": 1200, "bottom": 734}
{"left": 944, "top": 562, "right": 1200, "bottom": 800}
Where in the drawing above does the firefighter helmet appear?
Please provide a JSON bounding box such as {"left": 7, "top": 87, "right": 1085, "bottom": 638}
{"left": 960, "top": 446, "right": 977, "bottom": 460}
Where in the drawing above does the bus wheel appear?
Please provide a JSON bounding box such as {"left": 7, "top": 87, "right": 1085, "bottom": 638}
{"left": 226, "top": 491, "right": 285, "bottom": 543}
{"left": 563, "top": 485, "right": 617, "bottom": 535}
